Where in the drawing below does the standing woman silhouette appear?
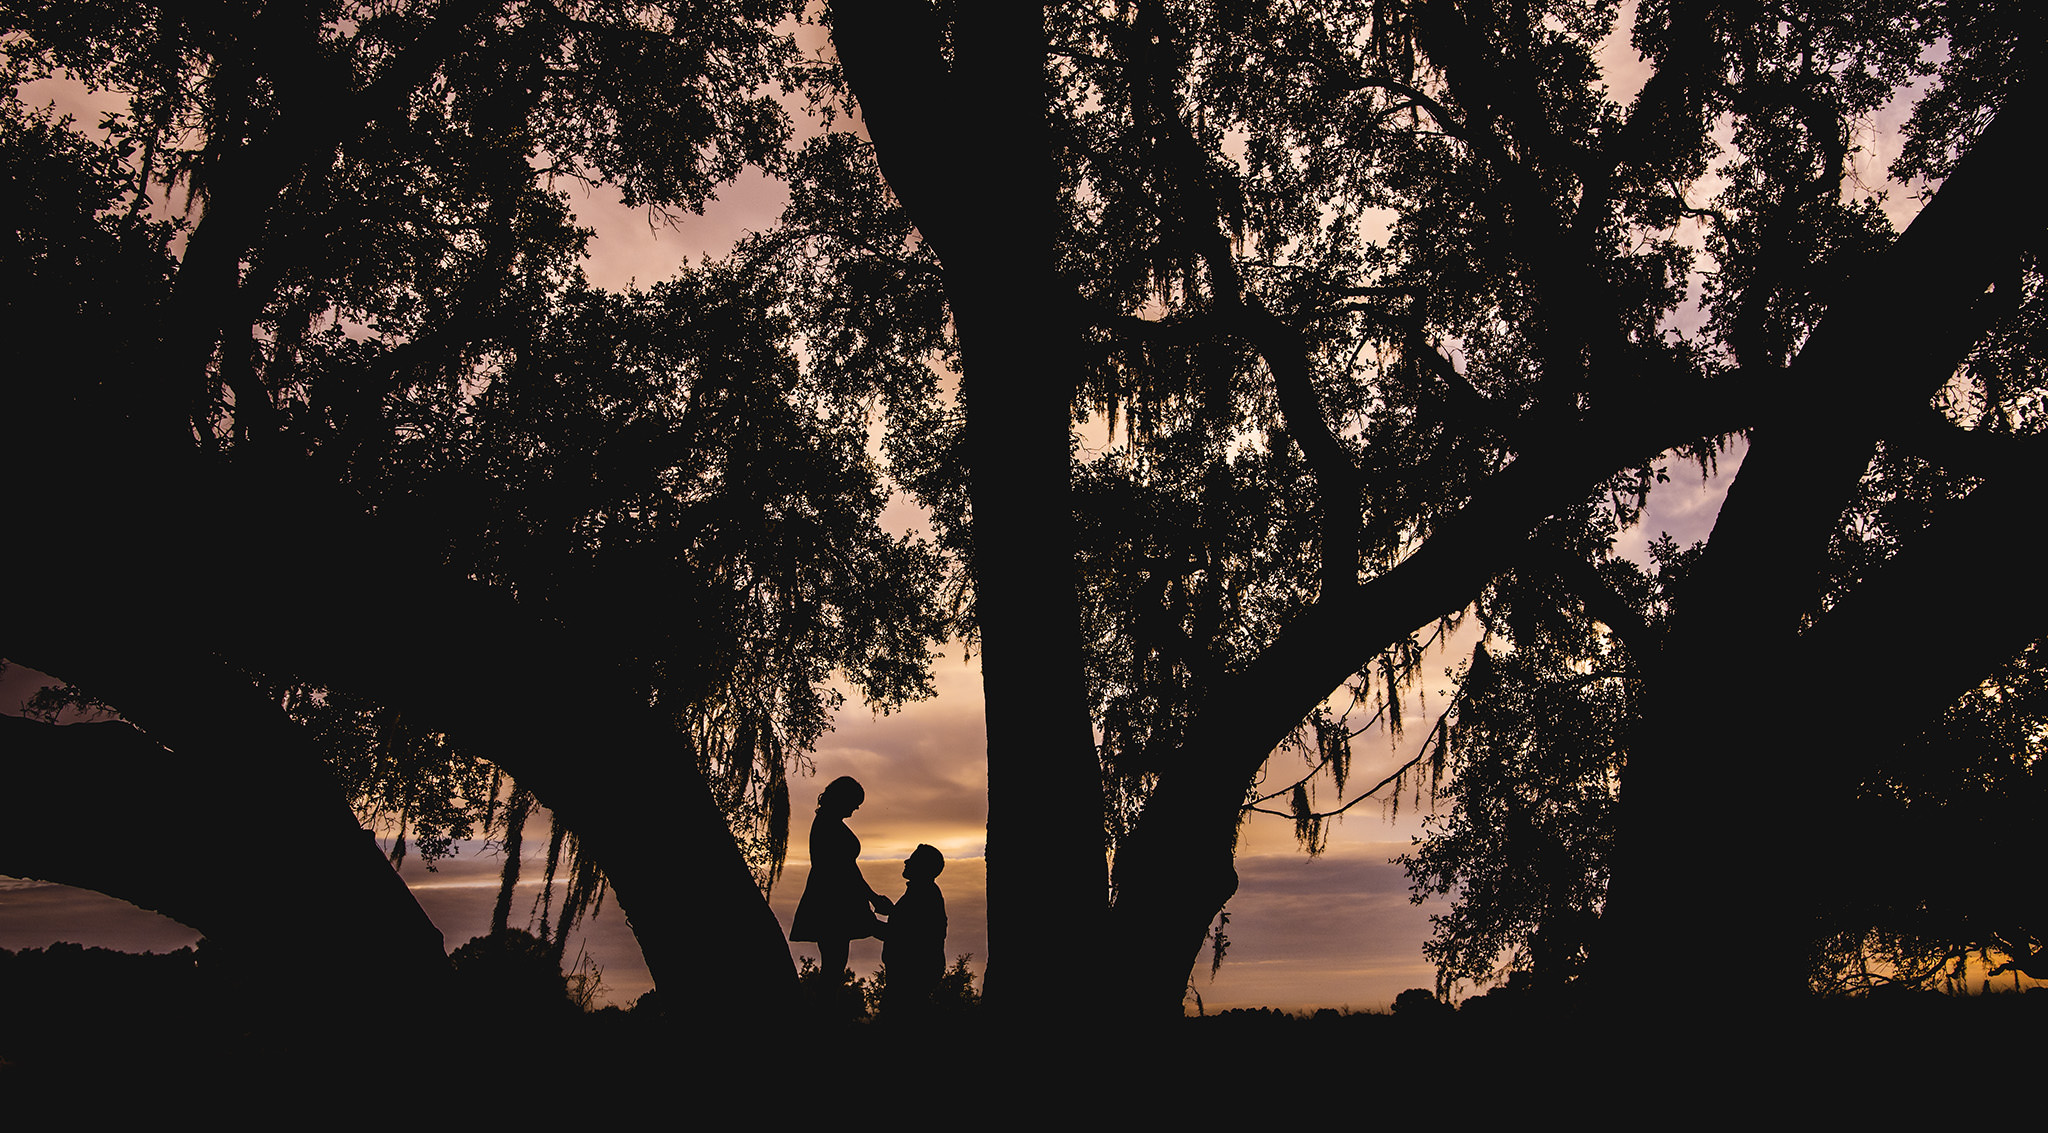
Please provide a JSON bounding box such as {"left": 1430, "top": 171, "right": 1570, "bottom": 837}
{"left": 789, "top": 776, "right": 891, "bottom": 981}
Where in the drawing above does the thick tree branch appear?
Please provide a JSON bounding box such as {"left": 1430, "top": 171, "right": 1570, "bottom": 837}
{"left": 1135, "top": 2, "right": 1363, "bottom": 597}
{"left": 1889, "top": 410, "right": 2048, "bottom": 479}
{"left": 1681, "top": 77, "right": 2048, "bottom": 649}
{"left": 0, "top": 693, "right": 449, "bottom": 1019}
{"left": 825, "top": 0, "right": 967, "bottom": 262}
{"left": 1525, "top": 540, "right": 1659, "bottom": 664}
{"left": 833, "top": 1, "right": 1108, "bottom": 1009}
{"left": 1795, "top": 469, "right": 2048, "bottom": 758}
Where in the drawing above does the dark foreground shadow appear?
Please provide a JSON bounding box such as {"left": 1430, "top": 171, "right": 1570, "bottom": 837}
{"left": 5, "top": 942, "right": 2040, "bottom": 1123}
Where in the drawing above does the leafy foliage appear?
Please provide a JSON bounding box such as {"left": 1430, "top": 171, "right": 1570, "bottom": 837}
{"left": 11, "top": 0, "right": 2044, "bottom": 1015}
{"left": 802, "top": 0, "right": 2047, "bottom": 1013}
{"left": 795, "top": 953, "right": 982, "bottom": 1023}
{"left": 1410, "top": 536, "right": 2048, "bottom": 996}
{"left": 1816, "top": 645, "right": 2048, "bottom": 991}
{"left": 3, "top": 1, "right": 943, "bottom": 903}
{"left": 1400, "top": 644, "right": 1627, "bottom": 995}
{"left": 448, "top": 928, "right": 583, "bottom": 1022}
{"left": 857, "top": 0, "right": 1718, "bottom": 866}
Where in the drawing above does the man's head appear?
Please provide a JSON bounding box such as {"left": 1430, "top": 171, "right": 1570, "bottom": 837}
{"left": 904, "top": 843, "right": 944, "bottom": 880}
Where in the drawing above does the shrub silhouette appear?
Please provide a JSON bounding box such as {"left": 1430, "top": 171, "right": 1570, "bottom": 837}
{"left": 869, "top": 954, "right": 982, "bottom": 1022}
{"left": 796, "top": 955, "right": 874, "bottom": 1024}
{"left": 793, "top": 954, "right": 980, "bottom": 1025}
{"left": 1392, "top": 988, "right": 1452, "bottom": 1017}
{"left": 448, "top": 930, "right": 579, "bottom": 1024}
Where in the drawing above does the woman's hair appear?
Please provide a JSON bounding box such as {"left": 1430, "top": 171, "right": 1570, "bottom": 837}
{"left": 817, "top": 775, "right": 865, "bottom": 811}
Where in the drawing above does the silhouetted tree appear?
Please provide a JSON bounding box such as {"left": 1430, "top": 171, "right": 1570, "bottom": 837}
{"left": 1404, "top": 530, "right": 2046, "bottom": 997}
{"left": 2, "top": 0, "right": 942, "bottom": 1022}
{"left": 816, "top": 0, "right": 2048, "bottom": 1014}
{"left": 12, "top": 0, "right": 2042, "bottom": 1031}
{"left": 1390, "top": 987, "right": 1452, "bottom": 1020}
{"left": 1588, "top": 3, "right": 2048, "bottom": 1002}
{"left": 1813, "top": 643, "right": 2048, "bottom": 990}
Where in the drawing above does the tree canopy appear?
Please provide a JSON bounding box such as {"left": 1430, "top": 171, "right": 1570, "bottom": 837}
{"left": 3, "top": 0, "right": 941, "bottom": 1020}
{"left": 4, "top": 0, "right": 2043, "bottom": 1033}
{"left": 821, "top": 0, "right": 2047, "bottom": 1014}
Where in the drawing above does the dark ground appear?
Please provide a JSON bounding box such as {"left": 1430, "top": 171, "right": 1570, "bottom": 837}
{"left": 3, "top": 943, "right": 2040, "bottom": 1118}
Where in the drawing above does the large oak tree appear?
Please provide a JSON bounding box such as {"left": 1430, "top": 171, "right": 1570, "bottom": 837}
{"left": 2, "top": 0, "right": 941, "bottom": 1023}
{"left": 819, "top": 0, "right": 2046, "bottom": 1015}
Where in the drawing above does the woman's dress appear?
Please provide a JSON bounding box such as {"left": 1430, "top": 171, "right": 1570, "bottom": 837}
{"left": 789, "top": 817, "right": 879, "bottom": 942}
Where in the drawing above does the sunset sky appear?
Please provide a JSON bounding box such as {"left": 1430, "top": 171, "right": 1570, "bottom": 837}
{"left": 2, "top": 10, "right": 1953, "bottom": 1013}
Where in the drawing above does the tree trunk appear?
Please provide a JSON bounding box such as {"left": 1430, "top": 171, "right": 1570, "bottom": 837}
{"left": 1606, "top": 83, "right": 2046, "bottom": 1003}
{"left": 1106, "top": 760, "right": 1246, "bottom": 1016}
{"left": 833, "top": 2, "right": 1109, "bottom": 1011}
